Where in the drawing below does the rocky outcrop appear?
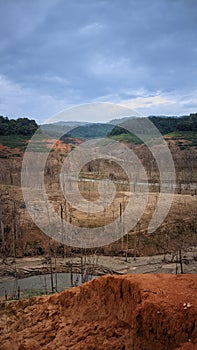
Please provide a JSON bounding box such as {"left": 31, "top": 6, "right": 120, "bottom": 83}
{"left": 0, "top": 274, "right": 196, "bottom": 350}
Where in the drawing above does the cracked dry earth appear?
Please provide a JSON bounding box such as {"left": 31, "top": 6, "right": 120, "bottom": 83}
{"left": 0, "top": 274, "right": 196, "bottom": 350}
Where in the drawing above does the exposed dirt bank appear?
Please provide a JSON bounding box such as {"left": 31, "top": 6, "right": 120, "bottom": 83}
{"left": 0, "top": 274, "right": 196, "bottom": 350}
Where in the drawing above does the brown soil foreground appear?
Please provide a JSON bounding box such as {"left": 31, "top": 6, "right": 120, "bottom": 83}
{"left": 0, "top": 274, "right": 196, "bottom": 350}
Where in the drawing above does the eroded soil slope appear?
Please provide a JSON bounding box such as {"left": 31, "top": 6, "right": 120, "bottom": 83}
{"left": 0, "top": 274, "right": 196, "bottom": 350}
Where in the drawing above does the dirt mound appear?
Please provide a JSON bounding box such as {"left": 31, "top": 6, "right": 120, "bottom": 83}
{"left": 0, "top": 274, "right": 196, "bottom": 350}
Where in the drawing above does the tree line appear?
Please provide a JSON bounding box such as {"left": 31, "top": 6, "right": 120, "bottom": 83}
{"left": 149, "top": 113, "right": 197, "bottom": 134}
{"left": 0, "top": 116, "right": 38, "bottom": 136}
{"left": 110, "top": 113, "right": 197, "bottom": 136}
{"left": 0, "top": 113, "right": 196, "bottom": 137}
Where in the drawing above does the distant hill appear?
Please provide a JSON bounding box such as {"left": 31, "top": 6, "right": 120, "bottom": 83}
{"left": 109, "top": 116, "right": 136, "bottom": 125}
{"left": 41, "top": 121, "right": 114, "bottom": 139}
{"left": 40, "top": 121, "right": 88, "bottom": 137}
{"left": 64, "top": 123, "right": 114, "bottom": 139}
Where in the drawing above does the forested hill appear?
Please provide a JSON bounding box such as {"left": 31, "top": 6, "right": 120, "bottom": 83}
{"left": 0, "top": 116, "right": 38, "bottom": 135}
{"left": 149, "top": 113, "right": 197, "bottom": 134}
{"left": 110, "top": 113, "right": 197, "bottom": 137}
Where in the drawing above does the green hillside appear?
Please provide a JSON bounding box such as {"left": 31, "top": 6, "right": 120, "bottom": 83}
{"left": 0, "top": 113, "right": 196, "bottom": 151}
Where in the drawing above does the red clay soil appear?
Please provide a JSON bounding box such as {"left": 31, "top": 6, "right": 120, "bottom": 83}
{"left": 0, "top": 274, "right": 196, "bottom": 350}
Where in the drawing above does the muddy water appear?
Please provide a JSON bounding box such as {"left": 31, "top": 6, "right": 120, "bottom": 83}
{"left": 0, "top": 273, "right": 96, "bottom": 298}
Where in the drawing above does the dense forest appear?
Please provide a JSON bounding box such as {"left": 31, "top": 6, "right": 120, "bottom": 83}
{"left": 149, "top": 113, "right": 197, "bottom": 133}
{"left": 109, "top": 113, "right": 197, "bottom": 137}
{"left": 0, "top": 116, "right": 38, "bottom": 135}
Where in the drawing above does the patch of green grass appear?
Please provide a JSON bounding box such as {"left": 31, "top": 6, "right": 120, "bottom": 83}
{"left": 109, "top": 133, "right": 163, "bottom": 146}
{"left": 27, "top": 142, "right": 50, "bottom": 152}
{"left": 0, "top": 133, "right": 57, "bottom": 153}
{"left": 165, "top": 131, "right": 197, "bottom": 149}
{"left": 109, "top": 133, "right": 142, "bottom": 144}
{"left": 0, "top": 134, "right": 29, "bottom": 149}
{"left": 166, "top": 131, "right": 196, "bottom": 138}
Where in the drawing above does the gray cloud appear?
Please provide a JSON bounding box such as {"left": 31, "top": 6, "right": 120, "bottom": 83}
{"left": 0, "top": 0, "right": 196, "bottom": 121}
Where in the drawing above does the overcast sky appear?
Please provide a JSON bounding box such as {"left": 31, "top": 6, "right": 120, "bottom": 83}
{"left": 0, "top": 0, "right": 197, "bottom": 123}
